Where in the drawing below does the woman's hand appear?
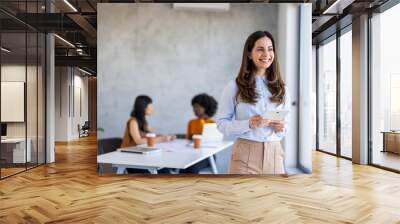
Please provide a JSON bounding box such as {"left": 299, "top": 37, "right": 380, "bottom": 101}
{"left": 250, "top": 115, "right": 274, "bottom": 129}
{"left": 159, "top": 135, "right": 176, "bottom": 142}
{"left": 249, "top": 115, "right": 263, "bottom": 129}
{"left": 261, "top": 119, "right": 271, "bottom": 127}
{"left": 270, "top": 120, "right": 285, "bottom": 132}
{"left": 168, "top": 135, "right": 177, "bottom": 141}
{"left": 249, "top": 116, "right": 284, "bottom": 132}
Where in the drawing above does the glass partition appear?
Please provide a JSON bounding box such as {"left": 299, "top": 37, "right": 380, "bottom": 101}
{"left": 0, "top": 1, "right": 46, "bottom": 179}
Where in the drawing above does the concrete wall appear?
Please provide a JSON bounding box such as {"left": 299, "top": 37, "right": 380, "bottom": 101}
{"left": 98, "top": 3, "right": 278, "bottom": 139}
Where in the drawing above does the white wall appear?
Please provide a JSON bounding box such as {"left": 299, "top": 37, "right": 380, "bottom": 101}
{"left": 55, "top": 67, "right": 89, "bottom": 141}
{"left": 1, "top": 65, "right": 42, "bottom": 138}
{"left": 1, "top": 64, "right": 46, "bottom": 164}
{"left": 55, "top": 67, "right": 69, "bottom": 141}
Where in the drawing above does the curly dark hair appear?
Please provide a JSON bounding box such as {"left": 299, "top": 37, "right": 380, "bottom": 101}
{"left": 191, "top": 93, "right": 218, "bottom": 117}
{"left": 236, "top": 30, "right": 285, "bottom": 105}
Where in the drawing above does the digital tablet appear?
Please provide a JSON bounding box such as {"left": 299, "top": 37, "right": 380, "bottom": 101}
{"left": 119, "top": 146, "right": 161, "bottom": 154}
{"left": 261, "top": 110, "right": 289, "bottom": 121}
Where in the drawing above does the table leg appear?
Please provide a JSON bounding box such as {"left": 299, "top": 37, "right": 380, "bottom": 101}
{"left": 169, "top": 168, "right": 180, "bottom": 174}
{"left": 383, "top": 132, "right": 386, "bottom": 152}
{"left": 209, "top": 155, "right": 218, "bottom": 174}
{"left": 148, "top": 168, "right": 158, "bottom": 174}
{"left": 116, "top": 166, "right": 126, "bottom": 174}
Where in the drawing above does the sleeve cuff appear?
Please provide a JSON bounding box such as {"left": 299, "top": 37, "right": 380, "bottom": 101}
{"left": 237, "top": 119, "right": 251, "bottom": 134}
{"left": 274, "top": 128, "right": 286, "bottom": 138}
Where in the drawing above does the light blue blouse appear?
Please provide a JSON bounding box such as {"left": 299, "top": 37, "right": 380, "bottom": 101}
{"left": 216, "top": 76, "right": 290, "bottom": 142}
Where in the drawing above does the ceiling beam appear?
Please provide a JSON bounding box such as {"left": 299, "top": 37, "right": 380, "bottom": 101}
{"left": 55, "top": 55, "right": 96, "bottom": 71}
{"left": 67, "top": 13, "right": 97, "bottom": 39}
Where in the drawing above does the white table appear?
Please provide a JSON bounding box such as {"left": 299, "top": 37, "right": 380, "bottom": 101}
{"left": 97, "top": 139, "right": 233, "bottom": 174}
{"left": 1, "top": 138, "right": 31, "bottom": 163}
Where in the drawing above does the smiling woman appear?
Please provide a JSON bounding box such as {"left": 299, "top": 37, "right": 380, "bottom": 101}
{"left": 216, "top": 30, "right": 290, "bottom": 175}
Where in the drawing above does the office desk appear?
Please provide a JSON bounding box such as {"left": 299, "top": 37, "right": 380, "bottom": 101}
{"left": 382, "top": 131, "right": 400, "bottom": 154}
{"left": 1, "top": 138, "right": 32, "bottom": 163}
{"left": 97, "top": 139, "right": 233, "bottom": 174}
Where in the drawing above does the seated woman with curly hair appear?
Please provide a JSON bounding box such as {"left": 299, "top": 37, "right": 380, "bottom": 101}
{"left": 186, "top": 93, "right": 218, "bottom": 139}
{"left": 183, "top": 93, "right": 218, "bottom": 174}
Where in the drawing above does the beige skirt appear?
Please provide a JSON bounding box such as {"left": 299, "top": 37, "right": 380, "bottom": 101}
{"left": 229, "top": 138, "right": 285, "bottom": 175}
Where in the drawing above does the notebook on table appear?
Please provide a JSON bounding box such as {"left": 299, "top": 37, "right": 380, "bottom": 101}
{"left": 119, "top": 146, "right": 161, "bottom": 154}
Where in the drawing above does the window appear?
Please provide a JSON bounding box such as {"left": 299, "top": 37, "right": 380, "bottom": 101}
{"left": 340, "top": 29, "right": 352, "bottom": 158}
{"left": 317, "top": 37, "right": 337, "bottom": 155}
{"left": 371, "top": 3, "right": 400, "bottom": 171}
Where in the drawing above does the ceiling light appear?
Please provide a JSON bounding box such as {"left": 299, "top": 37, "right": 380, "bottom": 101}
{"left": 78, "top": 67, "right": 92, "bottom": 76}
{"left": 63, "top": 0, "right": 78, "bottom": 12}
{"left": 172, "top": 3, "right": 230, "bottom": 12}
{"left": 1, "top": 47, "right": 11, "bottom": 53}
{"left": 322, "top": 0, "right": 354, "bottom": 15}
{"left": 54, "top": 34, "right": 75, "bottom": 48}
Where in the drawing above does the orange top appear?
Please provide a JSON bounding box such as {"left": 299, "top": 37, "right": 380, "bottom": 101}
{"left": 121, "top": 117, "right": 147, "bottom": 148}
{"left": 186, "top": 118, "right": 215, "bottom": 139}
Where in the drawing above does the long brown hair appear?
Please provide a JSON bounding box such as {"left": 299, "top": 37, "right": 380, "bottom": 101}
{"left": 130, "top": 95, "right": 152, "bottom": 133}
{"left": 235, "top": 31, "right": 285, "bottom": 105}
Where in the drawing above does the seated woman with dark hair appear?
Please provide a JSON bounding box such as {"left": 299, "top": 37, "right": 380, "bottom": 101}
{"left": 122, "top": 95, "right": 175, "bottom": 174}
{"left": 183, "top": 93, "right": 218, "bottom": 174}
{"left": 121, "top": 95, "right": 175, "bottom": 148}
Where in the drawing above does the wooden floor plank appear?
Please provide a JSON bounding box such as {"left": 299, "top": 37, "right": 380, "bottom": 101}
{"left": 0, "top": 134, "right": 399, "bottom": 223}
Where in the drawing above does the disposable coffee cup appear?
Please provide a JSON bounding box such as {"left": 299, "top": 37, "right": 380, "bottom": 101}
{"left": 193, "top": 135, "right": 202, "bottom": 149}
{"left": 146, "top": 133, "right": 156, "bottom": 147}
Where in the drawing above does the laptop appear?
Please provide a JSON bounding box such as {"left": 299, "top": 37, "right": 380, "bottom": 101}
{"left": 119, "top": 146, "right": 161, "bottom": 154}
{"left": 202, "top": 123, "right": 223, "bottom": 143}
{"left": 188, "top": 123, "right": 223, "bottom": 147}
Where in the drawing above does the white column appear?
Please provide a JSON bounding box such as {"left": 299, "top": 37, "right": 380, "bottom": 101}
{"left": 278, "top": 4, "right": 313, "bottom": 173}
{"left": 277, "top": 4, "right": 300, "bottom": 174}
{"left": 352, "top": 14, "right": 369, "bottom": 164}
{"left": 298, "top": 3, "right": 313, "bottom": 173}
{"left": 46, "top": 33, "right": 55, "bottom": 163}
{"left": 45, "top": 1, "right": 56, "bottom": 163}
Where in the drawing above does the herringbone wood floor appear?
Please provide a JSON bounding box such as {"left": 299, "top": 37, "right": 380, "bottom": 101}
{"left": 1, "top": 134, "right": 400, "bottom": 224}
